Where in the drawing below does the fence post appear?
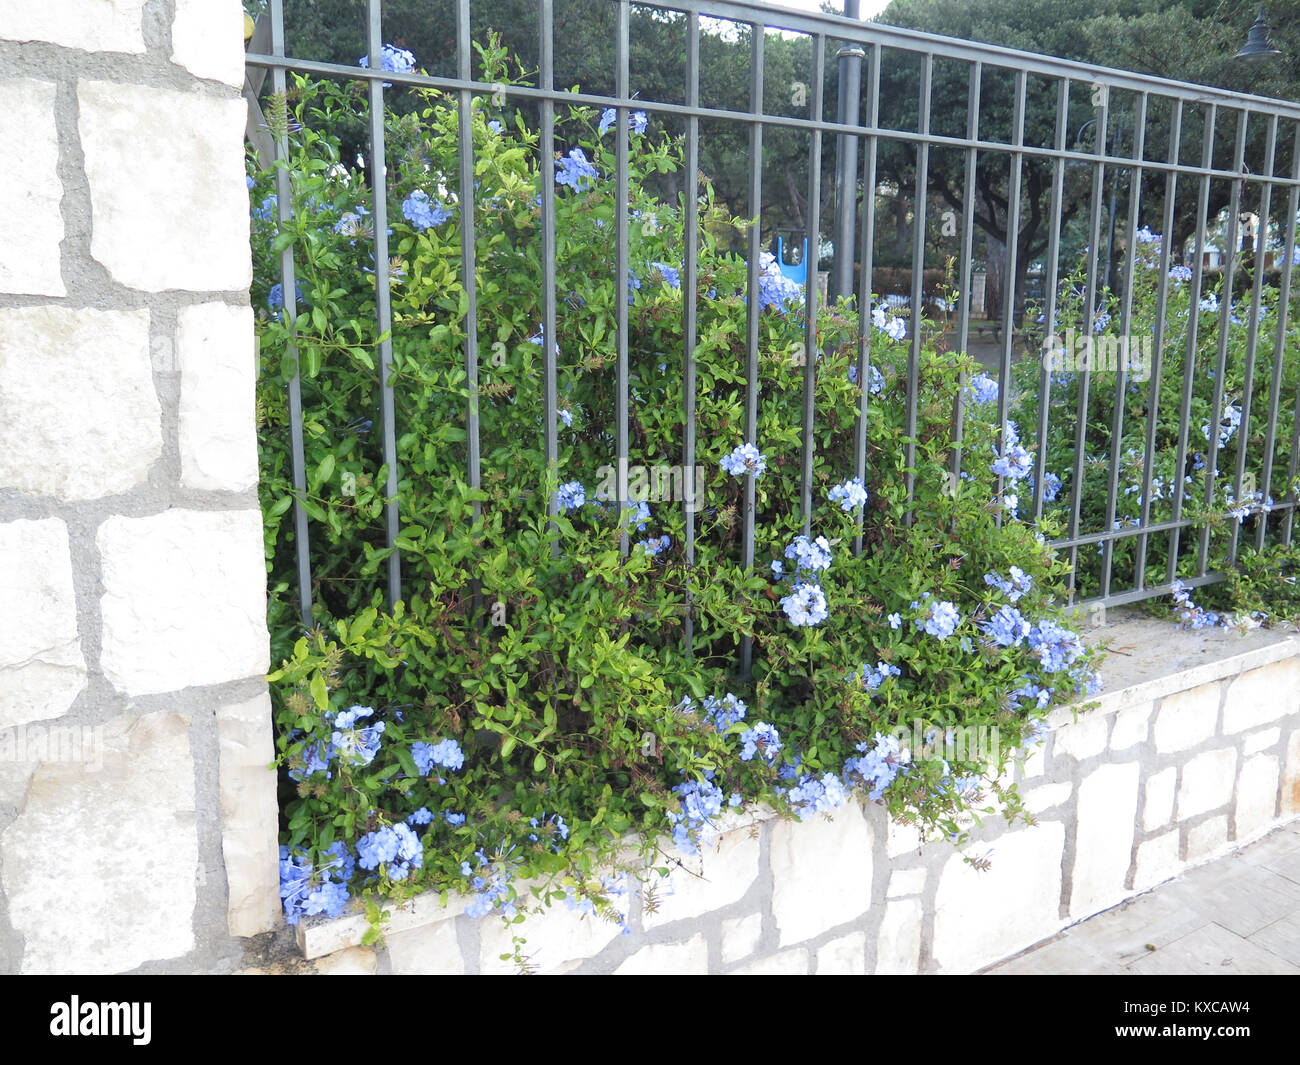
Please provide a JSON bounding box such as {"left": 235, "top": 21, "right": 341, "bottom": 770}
{"left": 830, "top": 0, "right": 864, "bottom": 305}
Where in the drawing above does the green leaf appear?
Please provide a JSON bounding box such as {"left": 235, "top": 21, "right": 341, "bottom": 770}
{"left": 533, "top": 751, "right": 547, "bottom": 773}
{"left": 309, "top": 672, "right": 329, "bottom": 712}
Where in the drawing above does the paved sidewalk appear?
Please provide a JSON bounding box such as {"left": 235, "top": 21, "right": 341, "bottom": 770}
{"left": 984, "top": 819, "right": 1300, "bottom": 974}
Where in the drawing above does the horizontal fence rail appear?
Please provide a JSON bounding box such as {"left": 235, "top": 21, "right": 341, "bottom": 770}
{"left": 247, "top": 0, "right": 1300, "bottom": 650}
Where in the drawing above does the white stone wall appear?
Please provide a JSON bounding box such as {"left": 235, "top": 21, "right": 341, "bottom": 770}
{"left": 0, "top": 0, "right": 277, "bottom": 973}
{"left": 289, "top": 629, "right": 1300, "bottom": 975}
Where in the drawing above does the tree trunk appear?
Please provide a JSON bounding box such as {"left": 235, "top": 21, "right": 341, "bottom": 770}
{"left": 985, "top": 234, "right": 1005, "bottom": 323}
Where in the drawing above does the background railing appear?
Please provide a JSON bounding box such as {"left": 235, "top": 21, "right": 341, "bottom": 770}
{"left": 246, "top": 0, "right": 1300, "bottom": 645}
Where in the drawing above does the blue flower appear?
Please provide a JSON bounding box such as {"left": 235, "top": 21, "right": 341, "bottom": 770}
{"left": 402, "top": 189, "right": 454, "bottom": 230}
{"left": 968, "top": 373, "right": 999, "bottom": 405}
{"left": 557, "top": 480, "right": 586, "bottom": 511}
{"left": 555, "top": 148, "right": 599, "bottom": 190}
{"left": 267, "top": 281, "right": 308, "bottom": 311}
{"left": 828, "top": 477, "right": 868, "bottom": 511}
{"left": 781, "top": 582, "right": 829, "bottom": 627}
{"left": 912, "top": 593, "right": 960, "bottom": 639}
{"left": 359, "top": 44, "right": 416, "bottom": 74}
{"left": 852, "top": 659, "right": 901, "bottom": 691}
{"left": 407, "top": 807, "right": 434, "bottom": 825}
{"left": 981, "top": 604, "right": 1032, "bottom": 647}
{"left": 720, "top": 442, "right": 766, "bottom": 478}
{"left": 411, "top": 737, "right": 465, "bottom": 775}
{"left": 843, "top": 732, "right": 911, "bottom": 801}
{"left": 984, "top": 567, "right": 1032, "bottom": 602}
{"left": 330, "top": 705, "right": 386, "bottom": 768}
{"left": 1169, "top": 264, "right": 1193, "bottom": 283}
{"left": 650, "top": 261, "right": 681, "bottom": 289}
{"left": 599, "top": 108, "right": 648, "bottom": 136}
{"left": 739, "top": 722, "right": 781, "bottom": 763}
{"left": 784, "top": 534, "right": 833, "bottom": 575}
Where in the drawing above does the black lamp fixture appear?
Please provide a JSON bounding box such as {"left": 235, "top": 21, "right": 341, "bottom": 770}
{"left": 1236, "top": 8, "right": 1283, "bottom": 61}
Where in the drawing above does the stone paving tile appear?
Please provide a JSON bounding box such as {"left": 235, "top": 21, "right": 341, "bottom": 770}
{"left": 982, "top": 820, "right": 1300, "bottom": 974}
{"left": 1126, "top": 921, "right": 1300, "bottom": 976}
{"left": 1058, "top": 890, "right": 1208, "bottom": 966}
{"left": 1247, "top": 911, "right": 1300, "bottom": 967}
{"left": 985, "top": 938, "right": 1127, "bottom": 975}
{"left": 1238, "top": 822, "right": 1300, "bottom": 884}
{"left": 1156, "top": 860, "right": 1300, "bottom": 938}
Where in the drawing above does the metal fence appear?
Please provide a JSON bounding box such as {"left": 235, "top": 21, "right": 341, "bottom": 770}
{"left": 246, "top": 0, "right": 1300, "bottom": 644}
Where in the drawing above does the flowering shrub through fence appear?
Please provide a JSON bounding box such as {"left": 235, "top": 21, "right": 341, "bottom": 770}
{"left": 253, "top": 38, "right": 1103, "bottom": 939}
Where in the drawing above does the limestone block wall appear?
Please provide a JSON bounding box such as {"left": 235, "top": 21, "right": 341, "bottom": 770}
{"left": 293, "top": 628, "right": 1300, "bottom": 975}
{"left": 0, "top": 0, "right": 277, "bottom": 974}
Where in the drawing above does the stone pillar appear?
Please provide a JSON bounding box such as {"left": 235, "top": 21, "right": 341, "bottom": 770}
{"left": 0, "top": 0, "right": 277, "bottom": 973}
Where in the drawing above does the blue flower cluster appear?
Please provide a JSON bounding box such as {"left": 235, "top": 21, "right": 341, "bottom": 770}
{"left": 1025, "top": 618, "right": 1086, "bottom": 672}
{"left": 279, "top": 842, "right": 354, "bottom": 925}
{"left": 848, "top": 362, "right": 886, "bottom": 394}
{"left": 912, "top": 593, "right": 960, "bottom": 640}
{"left": 784, "top": 533, "right": 833, "bottom": 574}
{"left": 785, "top": 771, "right": 849, "bottom": 816}
{"left": 331, "top": 705, "right": 386, "bottom": 768}
{"left": 852, "top": 659, "right": 901, "bottom": 691}
{"left": 555, "top": 148, "right": 599, "bottom": 190}
{"left": 720, "top": 442, "right": 766, "bottom": 478}
{"left": 781, "top": 582, "right": 829, "bottom": 627}
{"left": 871, "top": 303, "right": 908, "bottom": 341}
{"left": 463, "top": 846, "right": 520, "bottom": 918}
{"left": 739, "top": 722, "right": 781, "bottom": 764}
{"left": 991, "top": 423, "right": 1033, "bottom": 481}
{"left": 636, "top": 533, "right": 671, "bottom": 556}
{"left": 984, "top": 567, "right": 1032, "bottom": 602}
{"left": 650, "top": 261, "right": 681, "bottom": 289}
{"left": 829, "top": 477, "right": 869, "bottom": 511}
{"left": 1169, "top": 264, "right": 1193, "bottom": 283}
{"left": 667, "top": 776, "right": 725, "bottom": 856}
{"left": 412, "top": 737, "right": 465, "bottom": 775}
{"left": 598, "top": 108, "right": 648, "bottom": 136}
{"left": 556, "top": 480, "right": 586, "bottom": 511}
{"left": 678, "top": 692, "right": 747, "bottom": 731}
{"left": 1170, "top": 579, "right": 1223, "bottom": 630}
{"left": 357, "top": 822, "right": 423, "bottom": 881}
{"left": 402, "top": 189, "right": 454, "bottom": 230}
{"left": 359, "top": 44, "right": 416, "bottom": 74}
{"left": 981, "top": 604, "right": 1032, "bottom": 647}
{"left": 1201, "top": 402, "right": 1242, "bottom": 447}
{"left": 843, "top": 732, "right": 912, "bottom": 800}
{"left": 968, "top": 373, "right": 999, "bottom": 405}
{"left": 528, "top": 812, "right": 570, "bottom": 852}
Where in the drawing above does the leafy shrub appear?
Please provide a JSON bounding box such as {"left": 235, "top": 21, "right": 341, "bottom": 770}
{"left": 253, "top": 38, "right": 1101, "bottom": 936}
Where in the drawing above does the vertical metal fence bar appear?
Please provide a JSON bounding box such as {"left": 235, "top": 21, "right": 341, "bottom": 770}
{"left": 830, "top": 2, "right": 863, "bottom": 305}
{"left": 615, "top": 0, "right": 630, "bottom": 555}
{"left": 1031, "top": 77, "right": 1069, "bottom": 524}
{"left": 270, "top": 0, "right": 313, "bottom": 629}
{"left": 1099, "top": 91, "right": 1147, "bottom": 602}
{"left": 1067, "top": 83, "right": 1112, "bottom": 601}
{"left": 1229, "top": 114, "right": 1276, "bottom": 564}
{"left": 457, "top": 0, "right": 483, "bottom": 610}
{"left": 1264, "top": 125, "right": 1300, "bottom": 548}
{"left": 949, "top": 60, "right": 981, "bottom": 507}
{"left": 683, "top": 11, "right": 701, "bottom": 652}
{"left": 800, "top": 36, "right": 825, "bottom": 535}
{"left": 739, "top": 25, "right": 763, "bottom": 679}
{"left": 1198, "top": 110, "right": 1248, "bottom": 576}
{"left": 903, "top": 52, "right": 932, "bottom": 525}
{"left": 1166, "top": 103, "right": 1217, "bottom": 585}
{"left": 1135, "top": 97, "right": 1182, "bottom": 591}
{"left": 367, "top": 0, "right": 401, "bottom": 609}
{"left": 1278, "top": 122, "right": 1300, "bottom": 546}
{"left": 539, "top": 0, "right": 559, "bottom": 555}
{"left": 853, "top": 42, "right": 880, "bottom": 557}
{"left": 993, "top": 69, "right": 1026, "bottom": 532}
